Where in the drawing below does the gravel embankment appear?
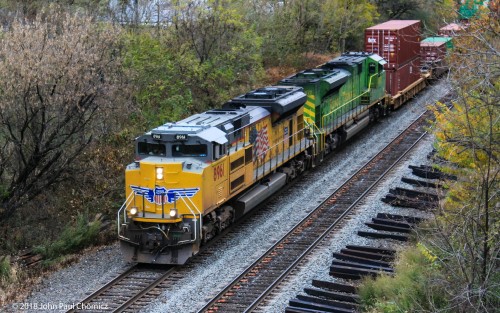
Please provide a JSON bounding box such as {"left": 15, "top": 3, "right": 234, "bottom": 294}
{"left": 2, "top": 79, "right": 449, "bottom": 313}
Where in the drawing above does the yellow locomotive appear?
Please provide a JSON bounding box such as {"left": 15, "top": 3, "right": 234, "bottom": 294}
{"left": 119, "top": 52, "right": 390, "bottom": 264}
{"left": 118, "top": 86, "right": 314, "bottom": 264}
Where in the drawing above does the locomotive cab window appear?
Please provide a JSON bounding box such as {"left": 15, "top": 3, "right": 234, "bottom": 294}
{"left": 213, "top": 144, "right": 226, "bottom": 160}
{"left": 172, "top": 144, "right": 208, "bottom": 157}
{"left": 369, "top": 63, "right": 376, "bottom": 74}
{"left": 138, "top": 142, "right": 166, "bottom": 156}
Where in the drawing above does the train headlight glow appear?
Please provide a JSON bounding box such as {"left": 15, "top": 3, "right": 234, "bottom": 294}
{"left": 169, "top": 209, "right": 177, "bottom": 218}
{"left": 156, "top": 168, "right": 164, "bottom": 180}
{"left": 130, "top": 207, "right": 138, "bottom": 216}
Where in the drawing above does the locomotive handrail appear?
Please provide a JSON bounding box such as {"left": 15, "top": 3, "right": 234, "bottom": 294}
{"left": 367, "top": 72, "right": 377, "bottom": 89}
{"left": 117, "top": 191, "right": 135, "bottom": 239}
{"left": 118, "top": 189, "right": 202, "bottom": 244}
{"left": 254, "top": 126, "right": 310, "bottom": 180}
{"left": 304, "top": 120, "right": 324, "bottom": 156}
{"left": 321, "top": 72, "right": 379, "bottom": 133}
{"left": 175, "top": 191, "right": 203, "bottom": 244}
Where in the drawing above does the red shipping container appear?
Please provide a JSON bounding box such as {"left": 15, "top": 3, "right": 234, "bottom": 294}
{"left": 438, "top": 23, "right": 464, "bottom": 37}
{"left": 385, "top": 57, "right": 421, "bottom": 96}
{"left": 420, "top": 41, "right": 447, "bottom": 63}
{"left": 365, "top": 20, "right": 421, "bottom": 69}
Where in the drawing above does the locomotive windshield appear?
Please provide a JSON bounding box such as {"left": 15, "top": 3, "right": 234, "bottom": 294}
{"left": 138, "top": 142, "right": 166, "bottom": 156}
{"left": 172, "top": 144, "right": 208, "bottom": 157}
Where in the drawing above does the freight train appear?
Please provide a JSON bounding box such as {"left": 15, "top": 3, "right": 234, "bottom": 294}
{"left": 118, "top": 20, "right": 451, "bottom": 264}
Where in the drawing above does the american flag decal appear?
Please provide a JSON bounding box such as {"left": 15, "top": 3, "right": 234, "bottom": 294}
{"left": 154, "top": 194, "right": 166, "bottom": 205}
{"left": 254, "top": 125, "right": 269, "bottom": 162}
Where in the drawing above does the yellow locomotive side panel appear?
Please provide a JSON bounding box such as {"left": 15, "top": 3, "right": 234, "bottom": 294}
{"left": 244, "top": 145, "right": 254, "bottom": 187}
{"left": 266, "top": 116, "right": 299, "bottom": 164}
{"left": 229, "top": 149, "right": 246, "bottom": 193}
{"left": 204, "top": 156, "right": 229, "bottom": 213}
{"left": 296, "top": 109, "right": 305, "bottom": 142}
{"left": 250, "top": 108, "right": 308, "bottom": 180}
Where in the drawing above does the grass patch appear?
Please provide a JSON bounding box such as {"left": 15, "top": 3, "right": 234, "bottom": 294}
{"left": 358, "top": 245, "right": 448, "bottom": 312}
{"left": 33, "top": 214, "right": 101, "bottom": 266}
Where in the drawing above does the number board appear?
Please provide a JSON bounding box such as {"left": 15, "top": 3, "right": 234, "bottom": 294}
{"left": 152, "top": 133, "right": 162, "bottom": 140}
{"left": 175, "top": 134, "right": 188, "bottom": 141}
{"left": 213, "top": 163, "right": 224, "bottom": 181}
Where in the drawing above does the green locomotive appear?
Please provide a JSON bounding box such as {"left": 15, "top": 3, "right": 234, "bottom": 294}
{"left": 280, "top": 52, "right": 387, "bottom": 161}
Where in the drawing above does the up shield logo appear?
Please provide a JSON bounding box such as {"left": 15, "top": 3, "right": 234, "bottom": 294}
{"left": 130, "top": 186, "right": 200, "bottom": 205}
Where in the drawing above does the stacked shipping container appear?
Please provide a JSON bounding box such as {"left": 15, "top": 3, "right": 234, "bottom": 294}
{"left": 385, "top": 58, "right": 421, "bottom": 98}
{"left": 420, "top": 37, "right": 452, "bottom": 62}
{"left": 420, "top": 37, "right": 453, "bottom": 78}
{"left": 365, "top": 20, "right": 422, "bottom": 97}
{"left": 438, "top": 23, "right": 464, "bottom": 37}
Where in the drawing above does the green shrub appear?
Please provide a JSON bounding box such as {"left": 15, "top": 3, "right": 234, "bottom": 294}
{"left": 0, "top": 256, "right": 11, "bottom": 281}
{"left": 359, "top": 246, "right": 448, "bottom": 312}
{"left": 34, "top": 214, "right": 101, "bottom": 265}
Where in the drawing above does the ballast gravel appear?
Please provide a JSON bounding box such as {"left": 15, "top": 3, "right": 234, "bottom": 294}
{"left": 3, "top": 244, "right": 130, "bottom": 313}
{"left": 2, "top": 79, "right": 450, "bottom": 313}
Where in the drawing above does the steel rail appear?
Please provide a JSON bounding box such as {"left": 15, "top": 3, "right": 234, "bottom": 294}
{"left": 67, "top": 265, "right": 138, "bottom": 313}
{"left": 111, "top": 266, "right": 177, "bottom": 313}
{"left": 67, "top": 264, "right": 175, "bottom": 313}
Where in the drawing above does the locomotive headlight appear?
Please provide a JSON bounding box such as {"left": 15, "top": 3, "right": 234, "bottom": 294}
{"left": 169, "top": 208, "right": 177, "bottom": 218}
{"left": 129, "top": 207, "right": 138, "bottom": 216}
{"left": 156, "top": 167, "right": 164, "bottom": 180}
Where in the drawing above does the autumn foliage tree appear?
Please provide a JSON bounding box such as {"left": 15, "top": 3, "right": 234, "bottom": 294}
{"left": 0, "top": 10, "right": 126, "bottom": 221}
{"left": 358, "top": 10, "right": 498, "bottom": 313}
{"left": 428, "top": 13, "right": 499, "bottom": 311}
{"left": 320, "top": 0, "right": 378, "bottom": 52}
{"left": 169, "top": 0, "right": 264, "bottom": 110}
{"left": 122, "top": 0, "right": 264, "bottom": 126}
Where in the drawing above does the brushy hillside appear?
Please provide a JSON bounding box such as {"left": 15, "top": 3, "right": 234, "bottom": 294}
{"left": 0, "top": 0, "right": 458, "bottom": 306}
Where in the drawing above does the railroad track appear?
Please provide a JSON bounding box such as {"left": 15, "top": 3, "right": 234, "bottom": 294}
{"left": 198, "top": 110, "right": 432, "bottom": 313}
{"left": 67, "top": 264, "right": 177, "bottom": 312}
{"left": 66, "top": 188, "right": 300, "bottom": 313}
